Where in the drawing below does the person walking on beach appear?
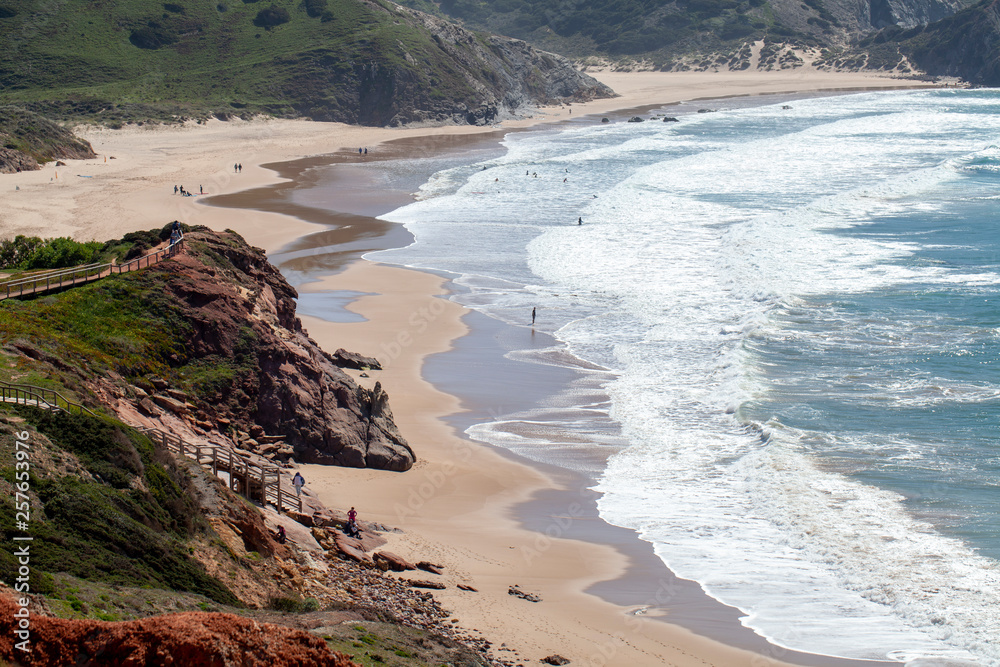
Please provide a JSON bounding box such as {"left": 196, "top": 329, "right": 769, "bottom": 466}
{"left": 199, "top": 184, "right": 203, "bottom": 194}
{"left": 532, "top": 307, "right": 536, "bottom": 325}
{"left": 292, "top": 471, "right": 305, "bottom": 497}
{"left": 174, "top": 185, "right": 178, "bottom": 194}
{"left": 238, "top": 163, "right": 242, "bottom": 173}
{"left": 578, "top": 217, "right": 583, "bottom": 225}
{"left": 234, "top": 163, "right": 238, "bottom": 173}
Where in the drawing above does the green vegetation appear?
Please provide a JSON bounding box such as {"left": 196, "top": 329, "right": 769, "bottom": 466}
{"left": 0, "top": 225, "right": 198, "bottom": 378}
{"left": 252, "top": 5, "right": 291, "bottom": 28}
{"left": 0, "top": 236, "right": 103, "bottom": 270}
{"left": 0, "top": 226, "right": 261, "bottom": 429}
{"left": 0, "top": 106, "right": 94, "bottom": 164}
{"left": 854, "top": 0, "right": 1000, "bottom": 85}
{"left": 394, "top": 0, "right": 828, "bottom": 63}
{"left": 0, "top": 225, "right": 177, "bottom": 271}
{"left": 0, "top": 0, "right": 517, "bottom": 124}
{"left": 316, "top": 621, "right": 478, "bottom": 667}
{"left": 0, "top": 412, "right": 238, "bottom": 604}
{"left": 268, "top": 595, "right": 320, "bottom": 612}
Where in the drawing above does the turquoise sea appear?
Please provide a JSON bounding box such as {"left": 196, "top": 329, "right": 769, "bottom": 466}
{"left": 345, "top": 89, "right": 1000, "bottom": 664}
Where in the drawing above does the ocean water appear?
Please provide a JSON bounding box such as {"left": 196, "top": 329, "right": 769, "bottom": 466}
{"left": 370, "top": 89, "right": 1000, "bottom": 665}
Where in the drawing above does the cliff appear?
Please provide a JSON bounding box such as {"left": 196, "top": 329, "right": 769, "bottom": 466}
{"left": 0, "top": 107, "right": 95, "bottom": 173}
{"left": 0, "top": 0, "right": 613, "bottom": 127}
{"left": 0, "top": 592, "right": 360, "bottom": 666}
{"left": 844, "top": 0, "right": 1000, "bottom": 84}
{"left": 0, "top": 227, "right": 491, "bottom": 665}
{"left": 0, "top": 226, "right": 415, "bottom": 471}
{"left": 152, "top": 229, "right": 415, "bottom": 470}
{"left": 892, "top": 0, "right": 1000, "bottom": 84}
{"left": 309, "top": 2, "right": 615, "bottom": 125}
{"left": 862, "top": 0, "right": 967, "bottom": 29}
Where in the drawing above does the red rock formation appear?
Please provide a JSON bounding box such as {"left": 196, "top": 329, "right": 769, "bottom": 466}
{"left": 0, "top": 146, "right": 38, "bottom": 173}
{"left": 334, "top": 532, "right": 374, "bottom": 564}
{"left": 131, "top": 229, "right": 415, "bottom": 471}
{"left": 0, "top": 594, "right": 360, "bottom": 666}
{"left": 416, "top": 561, "right": 444, "bottom": 575}
{"left": 374, "top": 551, "right": 417, "bottom": 572}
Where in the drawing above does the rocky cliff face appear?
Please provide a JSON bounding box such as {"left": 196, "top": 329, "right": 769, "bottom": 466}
{"left": 288, "top": 0, "right": 614, "bottom": 126}
{"left": 398, "top": 6, "right": 615, "bottom": 124}
{"left": 133, "top": 229, "right": 415, "bottom": 471}
{"left": 0, "top": 106, "right": 95, "bottom": 173}
{"left": 893, "top": 0, "right": 1000, "bottom": 84}
{"left": 864, "top": 0, "right": 966, "bottom": 28}
{"left": 0, "top": 592, "right": 359, "bottom": 667}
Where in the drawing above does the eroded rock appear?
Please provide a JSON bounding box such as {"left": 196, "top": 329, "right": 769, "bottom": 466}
{"left": 0, "top": 593, "right": 358, "bottom": 666}
{"left": 137, "top": 230, "right": 415, "bottom": 471}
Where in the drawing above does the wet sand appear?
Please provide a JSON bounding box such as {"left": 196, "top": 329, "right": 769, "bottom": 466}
{"left": 0, "top": 67, "right": 940, "bottom": 665}
{"left": 237, "top": 110, "right": 898, "bottom": 665}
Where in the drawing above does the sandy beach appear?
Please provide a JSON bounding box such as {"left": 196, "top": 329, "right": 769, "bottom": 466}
{"left": 0, "top": 68, "right": 936, "bottom": 253}
{"left": 0, "top": 68, "right": 935, "bottom": 665}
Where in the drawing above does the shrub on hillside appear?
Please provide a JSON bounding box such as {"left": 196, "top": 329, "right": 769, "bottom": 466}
{"left": 129, "top": 23, "right": 179, "bottom": 49}
{"left": 0, "top": 235, "right": 104, "bottom": 270}
{"left": 304, "top": 0, "right": 326, "bottom": 17}
{"left": 253, "top": 5, "right": 290, "bottom": 27}
{"left": 0, "top": 235, "right": 44, "bottom": 268}
{"left": 22, "top": 237, "right": 103, "bottom": 270}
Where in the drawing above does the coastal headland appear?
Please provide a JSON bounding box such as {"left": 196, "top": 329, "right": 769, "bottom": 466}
{"left": 0, "top": 68, "right": 938, "bottom": 666}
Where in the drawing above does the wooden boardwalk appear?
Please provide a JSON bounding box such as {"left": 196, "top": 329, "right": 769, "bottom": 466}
{"left": 0, "top": 237, "right": 186, "bottom": 301}
{"left": 0, "top": 380, "right": 301, "bottom": 512}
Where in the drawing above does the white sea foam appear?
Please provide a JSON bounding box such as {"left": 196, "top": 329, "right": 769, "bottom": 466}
{"left": 374, "top": 89, "right": 1000, "bottom": 664}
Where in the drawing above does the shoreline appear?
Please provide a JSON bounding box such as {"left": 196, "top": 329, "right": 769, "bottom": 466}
{"left": 0, "top": 69, "right": 941, "bottom": 665}
{"left": 215, "top": 82, "right": 921, "bottom": 663}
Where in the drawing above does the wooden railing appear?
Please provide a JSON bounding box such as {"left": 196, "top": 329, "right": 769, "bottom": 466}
{"left": 0, "top": 379, "right": 301, "bottom": 513}
{"left": 0, "top": 236, "right": 185, "bottom": 300}
{"left": 0, "top": 380, "right": 98, "bottom": 417}
{"left": 138, "top": 426, "right": 302, "bottom": 513}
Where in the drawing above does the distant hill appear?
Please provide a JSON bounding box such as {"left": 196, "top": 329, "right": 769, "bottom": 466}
{"left": 855, "top": 0, "right": 1000, "bottom": 85}
{"left": 395, "top": 0, "right": 976, "bottom": 72}
{"left": 0, "top": 0, "right": 611, "bottom": 126}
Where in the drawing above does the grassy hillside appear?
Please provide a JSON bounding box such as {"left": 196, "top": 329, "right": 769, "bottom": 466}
{"left": 0, "top": 0, "right": 607, "bottom": 125}
{"left": 395, "top": 0, "right": 982, "bottom": 77}
{"left": 0, "top": 0, "right": 442, "bottom": 122}
{"left": 395, "top": 0, "right": 841, "bottom": 66}
{"left": 0, "top": 107, "right": 94, "bottom": 159}
{"left": 0, "top": 409, "right": 240, "bottom": 605}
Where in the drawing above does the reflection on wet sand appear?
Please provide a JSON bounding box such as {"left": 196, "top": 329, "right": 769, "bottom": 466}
{"left": 202, "top": 132, "right": 507, "bottom": 276}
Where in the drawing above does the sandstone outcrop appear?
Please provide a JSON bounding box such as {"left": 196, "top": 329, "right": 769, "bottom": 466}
{"left": 0, "top": 106, "right": 96, "bottom": 173}
{"left": 0, "top": 594, "right": 359, "bottom": 667}
{"left": 0, "top": 146, "right": 38, "bottom": 173}
{"left": 374, "top": 551, "right": 417, "bottom": 572}
{"left": 132, "top": 229, "right": 415, "bottom": 471}
{"left": 330, "top": 348, "right": 382, "bottom": 370}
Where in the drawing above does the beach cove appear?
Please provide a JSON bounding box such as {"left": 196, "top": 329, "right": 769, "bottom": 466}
{"left": 0, "top": 68, "right": 949, "bottom": 666}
